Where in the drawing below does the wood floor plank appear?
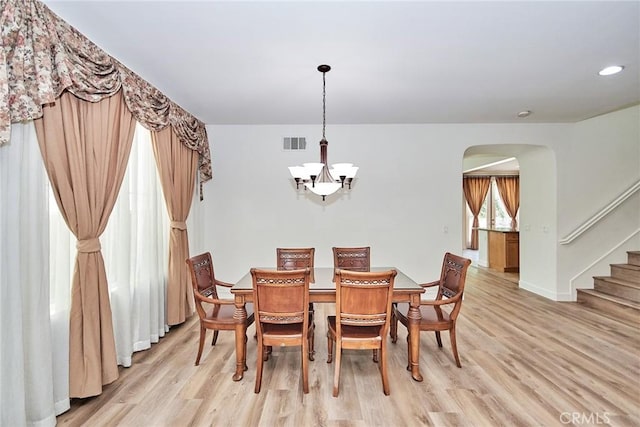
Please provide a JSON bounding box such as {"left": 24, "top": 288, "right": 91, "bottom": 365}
{"left": 56, "top": 266, "right": 640, "bottom": 426}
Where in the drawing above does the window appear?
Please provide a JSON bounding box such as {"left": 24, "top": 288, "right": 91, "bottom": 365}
{"left": 466, "top": 175, "right": 519, "bottom": 248}
{"left": 477, "top": 177, "right": 518, "bottom": 229}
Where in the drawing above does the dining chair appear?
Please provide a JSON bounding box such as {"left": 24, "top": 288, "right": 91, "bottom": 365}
{"left": 276, "top": 247, "right": 316, "bottom": 360}
{"left": 391, "top": 252, "right": 471, "bottom": 368}
{"left": 186, "top": 252, "right": 255, "bottom": 366}
{"left": 332, "top": 246, "right": 371, "bottom": 284}
{"left": 331, "top": 246, "right": 378, "bottom": 361}
{"left": 327, "top": 268, "right": 397, "bottom": 397}
{"left": 251, "top": 267, "right": 313, "bottom": 394}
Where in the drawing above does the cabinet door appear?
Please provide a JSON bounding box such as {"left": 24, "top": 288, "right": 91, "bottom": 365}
{"left": 488, "top": 231, "right": 506, "bottom": 270}
{"left": 505, "top": 233, "right": 519, "bottom": 270}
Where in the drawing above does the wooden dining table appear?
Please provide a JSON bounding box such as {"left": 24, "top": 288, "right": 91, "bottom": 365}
{"left": 230, "top": 267, "right": 426, "bottom": 382}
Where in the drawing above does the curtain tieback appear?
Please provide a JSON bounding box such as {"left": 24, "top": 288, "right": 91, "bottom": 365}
{"left": 77, "top": 238, "right": 101, "bottom": 253}
{"left": 170, "top": 221, "right": 187, "bottom": 230}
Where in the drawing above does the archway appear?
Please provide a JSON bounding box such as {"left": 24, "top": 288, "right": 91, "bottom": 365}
{"left": 462, "top": 144, "right": 558, "bottom": 298}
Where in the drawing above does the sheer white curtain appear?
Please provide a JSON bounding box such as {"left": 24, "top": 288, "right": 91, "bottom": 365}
{"left": 0, "top": 122, "right": 58, "bottom": 426}
{"left": 102, "top": 123, "right": 169, "bottom": 366}
{"left": 1, "top": 122, "right": 201, "bottom": 424}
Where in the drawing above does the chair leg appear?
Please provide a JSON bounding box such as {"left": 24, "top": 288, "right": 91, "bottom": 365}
{"left": 332, "top": 344, "right": 342, "bottom": 397}
{"left": 264, "top": 346, "right": 271, "bottom": 361}
{"left": 435, "top": 331, "right": 443, "bottom": 348}
{"left": 380, "top": 342, "right": 390, "bottom": 395}
{"left": 255, "top": 343, "right": 264, "bottom": 393}
{"left": 309, "top": 324, "right": 315, "bottom": 361}
{"left": 302, "top": 339, "right": 309, "bottom": 394}
{"left": 327, "top": 332, "right": 334, "bottom": 363}
{"left": 405, "top": 333, "right": 411, "bottom": 371}
{"left": 450, "top": 325, "right": 461, "bottom": 368}
{"left": 243, "top": 334, "right": 249, "bottom": 371}
{"left": 372, "top": 349, "right": 378, "bottom": 363}
{"left": 390, "top": 310, "right": 398, "bottom": 343}
{"left": 211, "top": 330, "right": 219, "bottom": 346}
{"left": 195, "top": 325, "right": 206, "bottom": 366}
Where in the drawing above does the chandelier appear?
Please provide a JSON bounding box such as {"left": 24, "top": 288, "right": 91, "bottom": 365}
{"left": 288, "top": 64, "right": 358, "bottom": 201}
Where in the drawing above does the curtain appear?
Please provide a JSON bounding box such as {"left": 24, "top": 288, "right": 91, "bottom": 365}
{"left": 152, "top": 127, "right": 198, "bottom": 326}
{"left": 2, "top": 0, "right": 212, "bottom": 194}
{"left": 496, "top": 176, "right": 520, "bottom": 229}
{"left": 0, "top": 122, "right": 57, "bottom": 426}
{"left": 102, "top": 123, "right": 169, "bottom": 366}
{"left": 34, "top": 90, "right": 136, "bottom": 398}
{"left": 463, "top": 176, "right": 491, "bottom": 250}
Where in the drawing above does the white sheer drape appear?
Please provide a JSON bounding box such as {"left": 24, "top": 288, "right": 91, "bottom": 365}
{"left": 102, "top": 124, "right": 170, "bottom": 366}
{"left": 0, "top": 122, "right": 58, "bottom": 426}
{"left": 1, "top": 122, "right": 203, "bottom": 424}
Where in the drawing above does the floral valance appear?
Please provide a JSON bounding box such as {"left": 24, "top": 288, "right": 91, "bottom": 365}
{"left": 0, "top": 0, "right": 211, "bottom": 186}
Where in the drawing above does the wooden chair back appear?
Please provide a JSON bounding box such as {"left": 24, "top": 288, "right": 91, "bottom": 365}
{"left": 332, "top": 246, "right": 371, "bottom": 280}
{"left": 335, "top": 268, "right": 396, "bottom": 334}
{"left": 187, "top": 252, "right": 219, "bottom": 318}
{"left": 436, "top": 252, "right": 472, "bottom": 320}
{"left": 251, "top": 268, "right": 310, "bottom": 329}
{"left": 277, "top": 247, "right": 315, "bottom": 282}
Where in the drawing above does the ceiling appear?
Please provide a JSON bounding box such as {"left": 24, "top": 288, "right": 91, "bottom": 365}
{"left": 42, "top": 1, "right": 639, "bottom": 126}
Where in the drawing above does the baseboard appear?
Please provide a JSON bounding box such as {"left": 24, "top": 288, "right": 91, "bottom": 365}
{"left": 519, "top": 279, "right": 574, "bottom": 301}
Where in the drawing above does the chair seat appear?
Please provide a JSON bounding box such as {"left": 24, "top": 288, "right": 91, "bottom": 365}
{"left": 203, "top": 303, "right": 254, "bottom": 326}
{"left": 394, "top": 303, "right": 452, "bottom": 330}
{"left": 262, "top": 322, "right": 305, "bottom": 338}
{"left": 327, "top": 316, "right": 384, "bottom": 340}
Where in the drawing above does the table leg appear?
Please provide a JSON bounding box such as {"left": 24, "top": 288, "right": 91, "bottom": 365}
{"left": 232, "top": 297, "right": 248, "bottom": 381}
{"left": 407, "top": 295, "right": 423, "bottom": 382}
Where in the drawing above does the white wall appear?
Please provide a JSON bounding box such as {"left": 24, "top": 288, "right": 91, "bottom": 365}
{"left": 200, "top": 105, "right": 639, "bottom": 300}
{"left": 519, "top": 146, "right": 559, "bottom": 298}
{"left": 555, "top": 105, "right": 640, "bottom": 298}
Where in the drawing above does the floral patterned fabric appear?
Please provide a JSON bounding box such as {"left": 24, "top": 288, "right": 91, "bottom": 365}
{"left": 1, "top": 0, "right": 211, "bottom": 186}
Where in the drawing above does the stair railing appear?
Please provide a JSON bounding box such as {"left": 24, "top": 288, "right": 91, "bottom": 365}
{"left": 560, "top": 179, "right": 640, "bottom": 245}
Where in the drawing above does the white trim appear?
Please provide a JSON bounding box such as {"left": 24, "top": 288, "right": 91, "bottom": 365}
{"left": 519, "top": 279, "right": 573, "bottom": 301}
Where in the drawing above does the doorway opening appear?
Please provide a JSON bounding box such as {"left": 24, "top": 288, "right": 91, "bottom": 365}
{"left": 463, "top": 153, "right": 520, "bottom": 280}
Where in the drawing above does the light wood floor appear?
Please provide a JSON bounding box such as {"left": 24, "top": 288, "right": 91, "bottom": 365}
{"left": 56, "top": 266, "right": 639, "bottom": 427}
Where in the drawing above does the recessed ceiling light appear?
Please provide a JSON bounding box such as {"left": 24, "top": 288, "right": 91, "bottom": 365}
{"left": 517, "top": 110, "right": 532, "bottom": 118}
{"left": 599, "top": 65, "right": 624, "bottom": 76}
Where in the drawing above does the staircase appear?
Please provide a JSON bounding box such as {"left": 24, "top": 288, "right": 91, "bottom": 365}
{"left": 577, "top": 251, "right": 640, "bottom": 327}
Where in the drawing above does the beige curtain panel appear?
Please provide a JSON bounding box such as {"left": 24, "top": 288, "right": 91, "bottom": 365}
{"left": 34, "top": 90, "right": 136, "bottom": 398}
{"left": 463, "top": 176, "right": 491, "bottom": 250}
{"left": 1, "top": 0, "right": 212, "bottom": 194}
{"left": 495, "top": 176, "right": 520, "bottom": 229}
{"left": 152, "top": 127, "right": 198, "bottom": 326}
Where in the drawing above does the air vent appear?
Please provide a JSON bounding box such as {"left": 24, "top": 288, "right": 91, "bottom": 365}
{"left": 283, "top": 137, "right": 307, "bottom": 151}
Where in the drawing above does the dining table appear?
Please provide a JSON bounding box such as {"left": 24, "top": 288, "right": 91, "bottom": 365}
{"left": 230, "top": 266, "right": 426, "bottom": 382}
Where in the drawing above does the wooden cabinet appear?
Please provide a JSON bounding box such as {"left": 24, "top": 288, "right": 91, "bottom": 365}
{"left": 488, "top": 230, "right": 519, "bottom": 272}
